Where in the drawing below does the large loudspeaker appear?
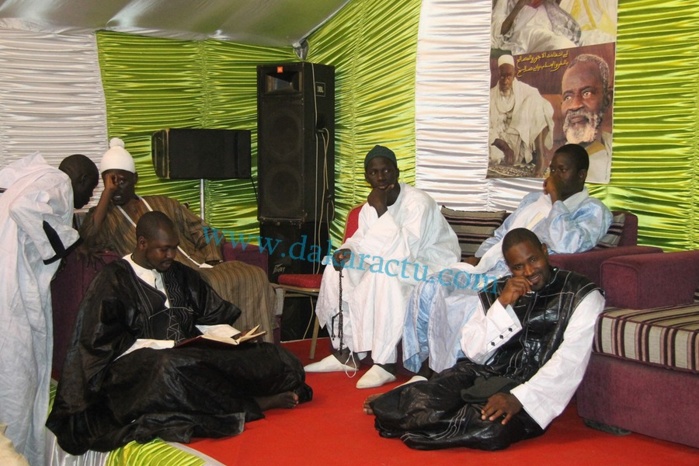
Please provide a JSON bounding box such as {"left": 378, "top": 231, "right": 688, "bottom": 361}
{"left": 257, "top": 62, "right": 335, "bottom": 222}
{"left": 152, "top": 128, "right": 251, "bottom": 179}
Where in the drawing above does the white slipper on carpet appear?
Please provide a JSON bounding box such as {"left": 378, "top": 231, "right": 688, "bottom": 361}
{"left": 397, "top": 375, "right": 427, "bottom": 387}
{"left": 304, "top": 354, "right": 358, "bottom": 373}
{"left": 355, "top": 365, "right": 397, "bottom": 389}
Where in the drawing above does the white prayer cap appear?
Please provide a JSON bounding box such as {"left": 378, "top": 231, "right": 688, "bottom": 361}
{"left": 498, "top": 54, "right": 515, "bottom": 68}
{"left": 100, "top": 137, "right": 135, "bottom": 174}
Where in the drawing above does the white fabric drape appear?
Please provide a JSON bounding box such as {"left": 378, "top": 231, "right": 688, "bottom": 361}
{"left": 415, "top": 0, "right": 543, "bottom": 212}
{"left": 0, "top": 28, "right": 107, "bottom": 206}
{"left": 0, "top": 28, "right": 107, "bottom": 177}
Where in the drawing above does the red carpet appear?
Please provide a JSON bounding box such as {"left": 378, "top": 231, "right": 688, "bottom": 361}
{"left": 189, "top": 338, "right": 698, "bottom": 465}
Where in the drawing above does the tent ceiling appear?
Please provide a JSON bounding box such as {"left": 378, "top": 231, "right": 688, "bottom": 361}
{"left": 0, "top": 0, "right": 349, "bottom": 46}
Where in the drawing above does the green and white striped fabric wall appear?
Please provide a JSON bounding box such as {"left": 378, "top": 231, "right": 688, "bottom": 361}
{"left": 1, "top": 0, "right": 698, "bottom": 250}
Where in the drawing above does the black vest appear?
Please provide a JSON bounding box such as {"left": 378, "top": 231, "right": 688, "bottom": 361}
{"left": 478, "top": 268, "right": 601, "bottom": 382}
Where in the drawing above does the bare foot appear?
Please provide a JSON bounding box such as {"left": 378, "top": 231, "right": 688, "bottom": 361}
{"left": 255, "top": 392, "right": 299, "bottom": 411}
{"left": 362, "top": 393, "right": 382, "bottom": 415}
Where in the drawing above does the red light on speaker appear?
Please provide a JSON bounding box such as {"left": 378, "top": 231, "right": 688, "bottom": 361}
{"left": 276, "top": 66, "right": 284, "bottom": 74}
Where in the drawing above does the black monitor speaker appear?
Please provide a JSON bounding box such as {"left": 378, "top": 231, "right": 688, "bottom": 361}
{"left": 260, "top": 220, "right": 330, "bottom": 284}
{"left": 257, "top": 62, "right": 335, "bottom": 222}
{"left": 152, "top": 128, "right": 251, "bottom": 179}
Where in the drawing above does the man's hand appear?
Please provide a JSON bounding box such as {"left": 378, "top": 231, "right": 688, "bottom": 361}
{"left": 497, "top": 276, "right": 531, "bottom": 307}
{"left": 481, "top": 393, "right": 522, "bottom": 425}
{"left": 544, "top": 175, "right": 560, "bottom": 203}
{"left": 332, "top": 248, "right": 352, "bottom": 271}
{"left": 464, "top": 256, "right": 480, "bottom": 266}
{"left": 493, "top": 139, "right": 516, "bottom": 166}
{"left": 102, "top": 171, "right": 120, "bottom": 198}
{"left": 492, "top": 138, "right": 509, "bottom": 152}
{"left": 367, "top": 185, "right": 393, "bottom": 217}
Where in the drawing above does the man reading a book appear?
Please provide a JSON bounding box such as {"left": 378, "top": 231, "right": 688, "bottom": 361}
{"left": 47, "top": 211, "right": 312, "bottom": 455}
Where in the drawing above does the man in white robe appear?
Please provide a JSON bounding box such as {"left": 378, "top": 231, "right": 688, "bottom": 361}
{"left": 402, "top": 144, "right": 611, "bottom": 375}
{"left": 489, "top": 54, "right": 554, "bottom": 176}
{"left": 0, "top": 152, "right": 98, "bottom": 466}
{"left": 492, "top": 0, "right": 582, "bottom": 55}
{"left": 305, "top": 145, "right": 460, "bottom": 389}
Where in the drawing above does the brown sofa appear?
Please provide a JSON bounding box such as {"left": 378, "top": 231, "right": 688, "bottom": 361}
{"left": 576, "top": 250, "right": 699, "bottom": 449}
{"left": 441, "top": 207, "right": 661, "bottom": 285}
{"left": 547, "top": 211, "right": 662, "bottom": 285}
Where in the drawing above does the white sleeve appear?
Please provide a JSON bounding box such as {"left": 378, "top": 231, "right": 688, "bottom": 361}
{"left": 460, "top": 299, "right": 523, "bottom": 365}
{"left": 510, "top": 290, "right": 605, "bottom": 428}
{"left": 8, "top": 177, "right": 78, "bottom": 261}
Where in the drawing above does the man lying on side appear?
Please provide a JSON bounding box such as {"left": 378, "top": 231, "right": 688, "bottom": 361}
{"left": 366, "top": 227, "right": 605, "bottom": 451}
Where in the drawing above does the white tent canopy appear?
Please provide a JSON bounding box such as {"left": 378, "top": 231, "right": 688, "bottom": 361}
{"left": 0, "top": 0, "right": 349, "bottom": 46}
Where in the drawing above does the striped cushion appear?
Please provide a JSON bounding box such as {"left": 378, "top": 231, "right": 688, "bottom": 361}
{"left": 595, "top": 212, "right": 626, "bottom": 248}
{"left": 440, "top": 207, "right": 507, "bottom": 260}
{"left": 593, "top": 305, "right": 699, "bottom": 373}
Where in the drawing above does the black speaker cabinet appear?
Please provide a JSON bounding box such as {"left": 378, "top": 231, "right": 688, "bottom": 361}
{"left": 257, "top": 62, "right": 335, "bottom": 222}
{"left": 260, "top": 220, "right": 330, "bottom": 284}
{"left": 152, "top": 128, "right": 251, "bottom": 180}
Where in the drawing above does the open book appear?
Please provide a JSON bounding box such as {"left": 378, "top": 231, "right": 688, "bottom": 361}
{"left": 175, "top": 324, "right": 266, "bottom": 348}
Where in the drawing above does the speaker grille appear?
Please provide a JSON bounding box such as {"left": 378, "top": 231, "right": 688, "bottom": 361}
{"left": 260, "top": 164, "right": 303, "bottom": 219}
{"left": 151, "top": 128, "right": 251, "bottom": 180}
{"left": 257, "top": 62, "right": 334, "bottom": 222}
{"left": 265, "top": 107, "right": 303, "bottom": 162}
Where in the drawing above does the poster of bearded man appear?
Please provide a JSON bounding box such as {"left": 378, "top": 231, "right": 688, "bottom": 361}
{"left": 487, "top": 43, "right": 615, "bottom": 184}
{"left": 559, "top": 49, "right": 614, "bottom": 184}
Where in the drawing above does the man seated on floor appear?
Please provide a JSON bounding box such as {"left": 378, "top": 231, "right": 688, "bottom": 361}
{"left": 79, "top": 138, "right": 277, "bottom": 342}
{"left": 47, "top": 211, "right": 312, "bottom": 455}
{"left": 365, "top": 228, "right": 605, "bottom": 451}
{"left": 304, "top": 145, "right": 461, "bottom": 389}
{"left": 403, "top": 143, "right": 611, "bottom": 376}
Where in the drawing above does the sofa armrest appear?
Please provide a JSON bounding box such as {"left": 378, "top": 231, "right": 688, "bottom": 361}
{"left": 615, "top": 210, "right": 638, "bottom": 246}
{"left": 601, "top": 251, "right": 699, "bottom": 309}
{"left": 549, "top": 245, "right": 662, "bottom": 286}
{"left": 221, "top": 242, "right": 269, "bottom": 276}
{"left": 51, "top": 250, "right": 120, "bottom": 378}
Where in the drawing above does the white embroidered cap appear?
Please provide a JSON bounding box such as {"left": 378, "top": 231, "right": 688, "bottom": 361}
{"left": 497, "top": 54, "right": 515, "bottom": 68}
{"left": 100, "top": 137, "right": 135, "bottom": 174}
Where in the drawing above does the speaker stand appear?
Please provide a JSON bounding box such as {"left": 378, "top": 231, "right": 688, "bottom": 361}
{"left": 200, "top": 178, "right": 206, "bottom": 220}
